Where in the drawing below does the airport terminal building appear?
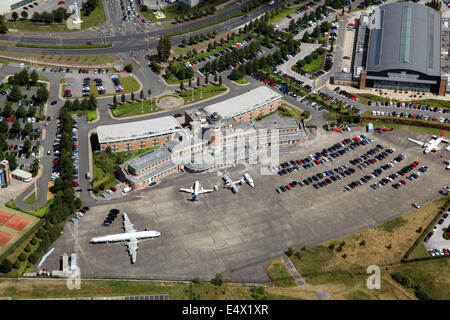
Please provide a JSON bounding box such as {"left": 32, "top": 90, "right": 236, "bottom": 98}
{"left": 333, "top": 2, "right": 448, "bottom": 95}
{"left": 114, "top": 87, "right": 309, "bottom": 189}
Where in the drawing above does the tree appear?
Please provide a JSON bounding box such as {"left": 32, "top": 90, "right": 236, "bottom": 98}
{"left": 124, "top": 64, "right": 133, "bottom": 73}
{"left": 180, "top": 81, "right": 184, "bottom": 91}
{"left": 214, "top": 73, "right": 218, "bottom": 83}
{"left": 157, "top": 35, "right": 171, "bottom": 62}
{"left": 23, "top": 139, "right": 31, "bottom": 153}
{"left": 28, "top": 253, "right": 38, "bottom": 264}
{"left": 13, "top": 260, "right": 20, "bottom": 269}
{"left": 23, "top": 123, "right": 33, "bottom": 135}
{"left": 147, "top": 89, "right": 151, "bottom": 97}
{"left": 12, "top": 11, "right": 18, "bottom": 22}
{"left": 140, "top": 90, "right": 144, "bottom": 100}
{"left": 8, "top": 85, "right": 22, "bottom": 102}
{"left": 205, "top": 75, "right": 208, "bottom": 85}
{"left": 36, "top": 86, "right": 49, "bottom": 103}
{"left": 0, "top": 120, "right": 8, "bottom": 133}
{"left": 211, "top": 273, "right": 223, "bottom": 286}
{"left": 121, "top": 93, "right": 126, "bottom": 104}
{"left": 219, "top": 76, "right": 222, "bottom": 86}
{"left": 188, "top": 78, "right": 192, "bottom": 87}
{"left": 15, "top": 105, "right": 26, "bottom": 118}
{"left": 181, "top": 38, "right": 188, "bottom": 47}
{"left": 18, "top": 252, "right": 27, "bottom": 261}
{"left": 286, "top": 247, "right": 294, "bottom": 256}
{"left": 30, "top": 69, "right": 38, "bottom": 84}
{"left": 10, "top": 119, "right": 21, "bottom": 134}
{"left": 21, "top": 10, "right": 28, "bottom": 19}
{"left": 113, "top": 94, "right": 117, "bottom": 108}
{"left": 426, "top": 0, "right": 441, "bottom": 11}
{"left": 131, "top": 92, "right": 135, "bottom": 102}
{"left": 197, "top": 77, "right": 200, "bottom": 87}
{"left": 6, "top": 154, "right": 17, "bottom": 170}
{"left": 75, "top": 197, "right": 82, "bottom": 209}
{"left": 0, "top": 259, "right": 12, "bottom": 273}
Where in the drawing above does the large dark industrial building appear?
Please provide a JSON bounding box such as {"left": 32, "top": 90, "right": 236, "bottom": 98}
{"left": 333, "top": 2, "right": 448, "bottom": 96}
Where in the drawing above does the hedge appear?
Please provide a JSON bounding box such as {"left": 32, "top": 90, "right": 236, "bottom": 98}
{"left": 0, "top": 218, "right": 44, "bottom": 264}
{"left": 362, "top": 117, "right": 450, "bottom": 131}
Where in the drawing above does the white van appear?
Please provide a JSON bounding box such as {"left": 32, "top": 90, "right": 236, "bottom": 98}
{"left": 123, "top": 186, "right": 132, "bottom": 193}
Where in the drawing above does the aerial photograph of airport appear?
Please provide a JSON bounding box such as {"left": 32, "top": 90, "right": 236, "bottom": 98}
{"left": 0, "top": 0, "right": 448, "bottom": 306}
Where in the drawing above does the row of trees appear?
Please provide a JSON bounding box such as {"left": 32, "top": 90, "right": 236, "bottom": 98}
{"left": 10, "top": 69, "right": 39, "bottom": 86}
{"left": 173, "top": 5, "right": 216, "bottom": 23}
{"left": 2, "top": 103, "right": 37, "bottom": 118}
{"left": 181, "top": 30, "right": 218, "bottom": 47}
{"left": 62, "top": 95, "right": 98, "bottom": 112}
{"left": 167, "top": 62, "right": 194, "bottom": 81}
{"left": 29, "top": 7, "right": 69, "bottom": 24}
{"left": 157, "top": 34, "right": 172, "bottom": 62}
{"left": 296, "top": 47, "right": 327, "bottom": 68}
{"left": 241, "top": 0, "right": 272, "bottom": 13}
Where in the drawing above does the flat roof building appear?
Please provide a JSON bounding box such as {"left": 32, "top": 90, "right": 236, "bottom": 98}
{"left": 97, "top": 116, "right": 183, "bottom": 152}
{"left": 204, "top": 86, "right": 283, "bottom": 121}
{"left": 11, "top": 168, "right": 32, "bottom": 182}
{"left": 334, "top": 2, "right": 447, "bottom": 95}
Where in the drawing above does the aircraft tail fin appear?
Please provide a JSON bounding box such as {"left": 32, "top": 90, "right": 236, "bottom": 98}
{"left": 441, "top": 131, "right": 444, "bottom": 138}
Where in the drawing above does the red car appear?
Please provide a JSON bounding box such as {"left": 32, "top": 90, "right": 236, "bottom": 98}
{"left": 52, "top": 159, "right": 58, "bottom": 164}
{"left": 23, "top": 6, "right": 29, "bottom": 10}
{"left": 77, "top": 113, "right": 83, "bottom": 117}
{"left": 323, "top": 180, "right": 328, "bottom": 186}
{"left": 86, "top": 41, "right": 93, "bottom": 45}
{"left": 73, "top": 181, "right": 79, "bottom": 187}
{"left": 285, "top": 185, "right": 292, "bottom": 190}
{"left": 295, "top": 159, "right": 302, "bottom": 165}
{"left": 9, "top": 145, "right": 13, "bottom": 150}
{"left": 400, "top": 180, "right": 406, "bottom": 185}
{"left": 58, "top": 1, "right": 65, "bottom": 4}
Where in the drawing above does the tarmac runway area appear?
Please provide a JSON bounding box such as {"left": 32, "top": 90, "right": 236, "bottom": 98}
{"left": 40, "top": 128, "right": 450, "bottom": 282}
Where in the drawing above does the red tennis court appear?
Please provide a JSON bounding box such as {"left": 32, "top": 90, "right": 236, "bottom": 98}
{"left": 0, "top": 210, "right": 14, "bottom": 225}
{"left": 0, "top": 230, "right": 14, "bottom": 247}
{"left": 3, "top": 215, "right": 31, "bottom": 232}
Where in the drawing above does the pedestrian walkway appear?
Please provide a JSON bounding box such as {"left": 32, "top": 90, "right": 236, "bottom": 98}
{"left": 281, "top": 254, "right": 305, "bottom": 286}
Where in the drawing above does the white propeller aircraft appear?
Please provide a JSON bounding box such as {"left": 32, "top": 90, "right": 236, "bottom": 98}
{"left": 90, "top": 213, "right": 161, "bottom": 264}
{"left": 223, "top": 173, "right": 255, "bottom": 193}
{"left": 179, "top": 181, "right": 213, "bottom": 200}
{"left": 408, "top": 131, "right": 449, "bottom": 153}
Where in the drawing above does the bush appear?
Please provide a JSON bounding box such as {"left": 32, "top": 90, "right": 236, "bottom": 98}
{"left": 328, "top": 243, "right": 335, "bottom": 250}
{"left": 124, "top": 64, "right": 133, "bottom": 73}
{"left": 360, "top": 240, "right": 366, "bottom": 246}
{"left": 192, "top": 277, "right": 201, "bottom": 284}
{"left": 211, "top": 273, "right": 223, "bottom": 286}
{"left": 28, "top": 253, "right": 38, "bottom": 264}
{"left": 342, "top": 254, "right": 347, "bottom": 259}
{"left": 414, "top": 287, "right": 433, "bottom": 300}
{"left": 13, "top": 260, "right": 20, "bottom": 269}
{"left": 391, "top": 271, "right": 414, "bottom": 288}
{"left": 18, "top": 252, "right": 27, "bottom": 261}
{"left": 286, "top": 247, "right": 294, "bottom": 257}
{"left": 0, "top": 259, "right": 12, "bottom": 273}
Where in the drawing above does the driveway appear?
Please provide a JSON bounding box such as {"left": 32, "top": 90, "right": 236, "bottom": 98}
{"left": 424, "top": 211, "right": 450, "bottom": 252}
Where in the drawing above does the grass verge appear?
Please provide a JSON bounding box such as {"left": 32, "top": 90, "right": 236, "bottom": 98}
{"left": 111, "top": 99, "right": 163, "bottom": 118}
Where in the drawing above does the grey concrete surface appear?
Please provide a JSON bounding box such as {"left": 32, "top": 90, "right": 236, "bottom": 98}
{"left": 37, "top": 128, "right": 450, "bottom": 281}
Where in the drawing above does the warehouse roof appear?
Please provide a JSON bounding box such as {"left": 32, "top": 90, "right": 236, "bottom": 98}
{"left": 97, "top": 116, "right": 182, "bottom": 144}
{"left": 366, "top": 2, "right": 441, "bottom": 77}
{"left": 204, "top": 86, "right": 282, "bottom": 120}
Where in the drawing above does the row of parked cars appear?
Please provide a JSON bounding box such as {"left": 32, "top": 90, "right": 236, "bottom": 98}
{"left": 110, "top": 74, "right": 123, "bottom": 93}
{"left": 252, "top": 71, "right": 306, "bottom": 101}
{"left": 69, "top": 207, "right": 90, "bottom": 224}
{"left": 103, "top": 209, "right": 119, "bottom": 226}
{"left": 425, "top": 206, "right": 450, "bottom": 244}
{"left": 276, "top": 164, "right": 356, "bottom": 193}
{"left": 372, "top": 110, "right": 450, "bottom": 124}
{"left": 274, "top": 136, "right": 373, "bottom": 193}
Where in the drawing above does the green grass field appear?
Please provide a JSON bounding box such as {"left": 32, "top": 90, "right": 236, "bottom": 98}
{"left": 301, "top": 54, "right": 325, "bottom": 74}
{"left": 361, "top": 120, "right": 450, "bottom": 136}
{"left": 23, "top": 190, "right": 39, "bottom": 205}
{"left": 70, "top": 110, "right": 97, "bottom": 122}
{"left": 0, "top": 51, "right": 119, "bottom": 66}
{"left": 111, "top": 99, "right": 163, "bottom": 118}
{"left": 16, "top": 43, "right": 112, "bottom": 50}
{"left": 179, "top": 83, "right": 226, "bottom": 105}
{"left": 6, "top": 2, "right": 106, "bottom": 32}
{"left": 266, "top": 259, "right": 297, "bottom": 287}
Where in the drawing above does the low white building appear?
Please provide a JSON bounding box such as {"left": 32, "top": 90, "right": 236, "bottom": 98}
{"left": 11, "top": 168, "right": 32, "bottom": 182}
{"left": 0, "top": 0, "right": 34, "bottom": 15}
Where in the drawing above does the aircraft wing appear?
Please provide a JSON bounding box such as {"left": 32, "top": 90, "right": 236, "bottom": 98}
{"left": 223, "top": 175, "right": 239, "bottom": 193}
{"left": 408, "top": 138, "right": 425, "bottom": 147}
{"left": 179, "top": 188, "right": 194, "bottom": 194}
{"left": 198, "top": 188, "right": 213, "bottom": 194}
{"left": 123, "top": 213, "right": 136, "bottom": 233}
{"left": 442, "top": 138, "right": 449, "bottom": 143}
{"left": 126, "top": 238, "right": 139, "bottom": 264}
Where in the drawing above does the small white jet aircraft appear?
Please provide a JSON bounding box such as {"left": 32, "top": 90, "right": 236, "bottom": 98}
{"left": 223, "top": 173, "right": 255, "bottom": 193}
{"left": 408, "top": 131, "right": 449, "bottom": 153}
{"left": 179, "top": 181, "right": 213, "bottom": 200}
{"left": 444, "top": 160, "right": 450, "bottom": 170}
{"left": 90, "top": 213, "right": 161, "bottom": 264}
